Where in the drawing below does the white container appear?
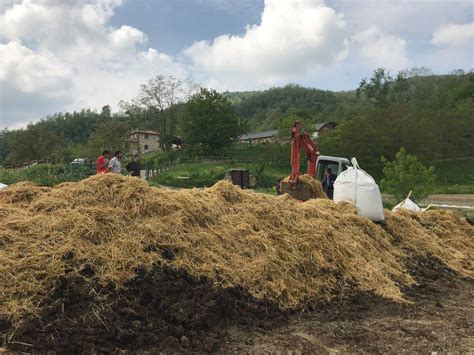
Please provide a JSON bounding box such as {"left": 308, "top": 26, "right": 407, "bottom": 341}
{"left": 392, "top": 191, "right": 430, "bottom": 212}
{"left": 333, "top": 158, "right": 385, "bottom": 222}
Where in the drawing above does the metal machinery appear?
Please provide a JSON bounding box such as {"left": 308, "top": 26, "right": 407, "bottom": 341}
{"left": 279, "top": 121, "right": 350, "bottom": 200}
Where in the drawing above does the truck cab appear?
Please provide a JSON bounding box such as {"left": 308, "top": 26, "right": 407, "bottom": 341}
{"left": 316, "top": 155, "right": 351, "bottom": 181}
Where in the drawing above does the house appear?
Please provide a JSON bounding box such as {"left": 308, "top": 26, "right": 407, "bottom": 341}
{"left": 238, "top": 129, "right": 278, "bottom": 144}
{"left": 313, "top": 122, "right": 337, "bottom": 139}
{"left": 127, "top": 130, "right": 160, "bottom": 154}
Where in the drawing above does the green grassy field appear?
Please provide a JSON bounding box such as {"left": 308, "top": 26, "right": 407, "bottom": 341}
{"left": 151, "top": 162, "right": 290, "bottom": 189}
{"left": 432, "top": 158, "right": 474, "bottom": 194}
{"left": 1, "top": 157, "right": 472, "bottom": 195}
{"left": 150, "top": 158, "right": 474, "bottom": 194}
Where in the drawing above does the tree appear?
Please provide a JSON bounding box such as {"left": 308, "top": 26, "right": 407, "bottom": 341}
{"left": 319, "top": 109, "right": 388, "bottom": 175}
{"left": 0, "top": 129, "right": 11, "bottom": 165}
{"left": 101, "top": 105, "right": 112, "bottom": 118}
{"left": 183, "top": 88, "right": 243, "bottom": 154}
{"left": 380, "top": 147, "right": 436, "bottom": 200}
{"left": 85, "top": 119, "right": 131, "bottom": 159}
{"left": 132, "top": 75, "right": 198, "bottom": 150}
{"left": 356, "top": 68, "right": 393, "bottom": 107}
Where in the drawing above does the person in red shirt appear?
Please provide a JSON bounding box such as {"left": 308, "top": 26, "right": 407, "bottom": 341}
{"left": 96, "top": 150, "right": 110, "bottom": 174}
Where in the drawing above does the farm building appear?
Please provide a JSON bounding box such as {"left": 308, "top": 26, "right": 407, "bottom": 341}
{"left": 314, "top": 122, "right": 337, "bottom": 138}
{"left": 238, "top": 129, "right": 278, "bottom": 144}
{"left": 127, "top": 130, "right": 161, "bottom": 154}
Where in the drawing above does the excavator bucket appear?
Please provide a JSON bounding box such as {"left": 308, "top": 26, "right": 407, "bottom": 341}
{"left": 280, "top": 179, "right": 314, "bottom": 201}
{"left": 279, "top": 175, "right": 327, "bottom": 201}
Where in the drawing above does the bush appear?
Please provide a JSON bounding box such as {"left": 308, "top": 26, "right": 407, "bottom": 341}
{"left": 380, "top": 148, "right": 436, "bottom": 201}
{"left": 0, "top": 164, "right": 95, "bottom": 186}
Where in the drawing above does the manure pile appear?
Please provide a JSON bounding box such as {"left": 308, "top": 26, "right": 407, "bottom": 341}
{"left": 0, "top": 174, "right": 473, "bottom": 351}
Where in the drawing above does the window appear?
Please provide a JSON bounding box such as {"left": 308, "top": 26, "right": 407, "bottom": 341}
{"left": 144, "top": 134, "right": 149, "bottom": 139}
{"left": 144, "top": 145, "right": 149, "bottom": 150}
{"left": 316, "top": 160, "right": 340, "bottom": 181}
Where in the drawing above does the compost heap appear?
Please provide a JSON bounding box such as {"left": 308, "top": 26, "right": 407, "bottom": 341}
{"left": 282, "top": 174, "right": 327, "bottom": 198}
{"left": 0, "top": 174, "right": 473, "bottom": 351}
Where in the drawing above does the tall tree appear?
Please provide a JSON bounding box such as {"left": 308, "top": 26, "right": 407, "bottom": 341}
{"left": 132, "top": 75, "right": 198, "bottom": 150}
{"left": 356, "top": 68, "right": 393, "bottom": 107}
{"left": 183, "top": 88, "right": 244, "bottom": 154}
{"left": 85, "top": 119, "right": 131, "bottom": 159}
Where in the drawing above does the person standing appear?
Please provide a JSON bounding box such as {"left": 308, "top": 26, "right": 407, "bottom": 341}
{"left": 96, "top": 150, "right": 110, "bottom": 174}
{"left": 108, "top": 151, "right": 123, "bottom": 174}
{"left": 126, "top": 154, "right": 141, "bottom": 177}
{"left": 322, "top": 168, "right": 337, "bottom": 199}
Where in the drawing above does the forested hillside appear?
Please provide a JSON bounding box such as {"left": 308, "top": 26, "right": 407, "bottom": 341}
{"left": 0, "top": 68, "right": 472, "bottom": 172}
{"left": 224, "top": 85, "right": 350, "bottom": 130}
{"left": 320, "top": 69, "right": 473, "bottom": 172}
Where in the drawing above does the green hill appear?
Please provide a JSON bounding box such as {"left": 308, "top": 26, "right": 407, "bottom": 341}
{"left": 224, "top": 84, "right": 353, "bottom": 130}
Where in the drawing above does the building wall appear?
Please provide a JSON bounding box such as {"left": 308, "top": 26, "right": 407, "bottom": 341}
{"left": 138, "top": 133, "right": 160, "bottom": 152}
{"left": 128, "top": 132, "right": 161, "bottom": 153}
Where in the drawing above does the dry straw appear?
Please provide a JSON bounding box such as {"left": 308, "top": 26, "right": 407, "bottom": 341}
{"left": 282, "top": 174, "right": 327, "bottom": 199}
{"left": 0, "top": 174, "right": 472, "bottom": 325}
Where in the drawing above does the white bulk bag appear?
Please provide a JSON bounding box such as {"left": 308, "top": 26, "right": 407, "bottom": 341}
{"left": 392, "top": 191, "right": 430, "bottom": 212}
{"left": 0, "top": 183, "right": 7, "bottom": 189}
{"left": 333, "top": 158, "right": 385, "bottom": 222}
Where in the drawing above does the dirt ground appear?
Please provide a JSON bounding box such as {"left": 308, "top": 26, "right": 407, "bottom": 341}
{"left": 429, "top": 194, "right": 474, "bottom": 202}
{"left": 425, "top": 194, "right": 474, "bottom": 206}
{"left": 223, "top": 258, "right": 474, "bottom": 353}
{"left": 1, "top": 257, "right": 473, "bottom": 353}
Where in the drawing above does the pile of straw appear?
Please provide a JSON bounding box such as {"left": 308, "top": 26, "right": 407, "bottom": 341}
{"left": 0, "top": 174, "right": 473, "bottom": 325}
{"left": 281, "top": 174, "right": 327, "bottom": 199}
{"left": 297, "top": 174, "right": 327, "bottom": 198}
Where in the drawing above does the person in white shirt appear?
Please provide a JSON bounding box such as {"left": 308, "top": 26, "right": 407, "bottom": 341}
{"left": 108, "top": 150, "right": 123, "bottom": 174}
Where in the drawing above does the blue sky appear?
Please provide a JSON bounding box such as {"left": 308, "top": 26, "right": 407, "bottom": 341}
{"left": 111, "top": 0, "right": 264, "bottom": 55}
{"left": 0, "top": 0, "right": 473, "bottom": 128}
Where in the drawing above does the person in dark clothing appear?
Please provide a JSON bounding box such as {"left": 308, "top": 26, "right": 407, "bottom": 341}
{"left": 322, "top": 168, "right": 337, "bottom": 199}
{"left": 126, "top": 155, "right": 141, "bottom": 177}
{"left": 276, "top": 178, "right": 283, "bottom": 195}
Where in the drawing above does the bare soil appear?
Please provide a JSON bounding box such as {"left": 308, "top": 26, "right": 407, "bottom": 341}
{"left": 1, "top": 258, "right": 473, "bottom": 353}
{"left": 429, "top": 194, "right": 474, "bottom": 202}
{"left": 223, "top": 257, "right": 474, "bottom": 354}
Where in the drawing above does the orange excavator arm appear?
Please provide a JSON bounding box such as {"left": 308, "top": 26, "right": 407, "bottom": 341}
{"left": 289, "top": 121, "right": 319, "bottom": 183}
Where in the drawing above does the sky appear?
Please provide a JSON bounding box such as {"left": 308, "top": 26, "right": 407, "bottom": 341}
{"left": 0, "top": 0, "right": 473, "bottom": 129}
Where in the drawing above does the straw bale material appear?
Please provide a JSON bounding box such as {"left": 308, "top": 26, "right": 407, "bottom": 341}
{"left": 0, "top": 182, "right": 50, "bottom": 207}
{"left": 298, "top": 174, "right": 326, "bottom": 198}
{"left": 282, "top": 174, "right": 327, "bottom": 199}
{"left": 384, "top": 210, "right": 474, "bottom": 277}
{"left": 0, "top": 174, "right": 473, "bottom": 327}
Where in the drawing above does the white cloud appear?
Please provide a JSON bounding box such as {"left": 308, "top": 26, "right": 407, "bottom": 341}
{"left": 432, "top": 23, "right": 474, "bottom": 47}
{"left": 184, "top": 0, "right": 347, "bottom": 90}
{"left": 0, "top": 41, "right": 72, "bottom": 94}
{"left": 0, "top": 41, "right": 74, "bottom": 127}
{"left": 1, "top": 0, "right": 472, "bottom": 128}
{"left": 0, "top": 0, "right": 187, "bottom": 128}
{"left": 350, "top": 27, "right": 408, "bottom": 70}
{"left": 327, "top": 0, "right": 473, "bottom": 38}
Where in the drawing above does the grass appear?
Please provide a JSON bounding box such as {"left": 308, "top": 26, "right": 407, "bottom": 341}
{"left": 150, "top": 157, "right": 474, "bottom": 195}
{"left": 1, "top": 156, "right": 472, "bottom": 196}
{"left": 431, "top": 157, "right": 474, "bottom": 194}
{"left": 151, "top": 162, "right": 289, "bottom": 189}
